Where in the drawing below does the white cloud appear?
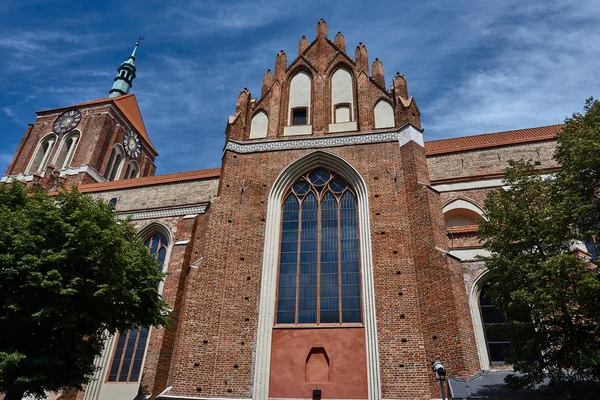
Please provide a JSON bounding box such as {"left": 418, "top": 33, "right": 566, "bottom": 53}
{"left": 419, "top": 0, "right": 600, "bottom": 139}
{"left": 2, "top": 0, "right": 599, "bottom": 174}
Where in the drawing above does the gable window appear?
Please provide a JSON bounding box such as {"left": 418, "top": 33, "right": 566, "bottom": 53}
{"left": 276, "top": 169, "right": 361, "bottom": 325}
{"left": 479, "top": 283, "right": 510, "bottom": 364}
{"left": 292, "top": 108, "right": 308, "bottom": 126}
{"left": 106, "top": 231, "right": 168, "bottom": 383}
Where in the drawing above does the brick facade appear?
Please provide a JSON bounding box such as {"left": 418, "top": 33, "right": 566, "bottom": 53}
{"left": 2, "top": 19, "right": 565, "bottom": 400}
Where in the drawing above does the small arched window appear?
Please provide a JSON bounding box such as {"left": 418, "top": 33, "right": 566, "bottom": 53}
{"left": 479, "top": 283, "right": 510, "bottom": 364}
{"left": 124, "top": 161, "right": 140, "bottom": 180}
{"left": 106, "top": 231, "right": 169, "bottom": 383}
{"left": 26, "top": 134, "right": 57, "bottom": 174}
{"left": 103, "top": 145, "right": 125, "bottom": 181}
{"left": 53, "top": 131, "right": 80, "bottom": 170}
{"left": 276, "top": 169, "right": 361, "bottom": 325}
{"left": 373, "top": 99, "right": 395, "bottom": 129}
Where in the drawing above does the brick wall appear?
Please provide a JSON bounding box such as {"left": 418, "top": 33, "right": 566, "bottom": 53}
{"left": 163, "top": 138, "right": 479, "bottom": 399}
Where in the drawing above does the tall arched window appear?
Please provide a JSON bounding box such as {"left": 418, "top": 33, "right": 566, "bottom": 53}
{"left": 276, "top": 169, "right": 361, "bottom": 325}
{"left": 26, "top": 134, "right": 57, "bottom": 174}
{"left": 103, "top": 144, "right": 125, "bottom": 181}
{"left": 479, "top": 283, "right": 510, "bottom": 364}
{"left": 53, "top": 130, "right": 80, "bottom": 170}
{"left": 106, "top": 231, "right": 168, "bottom": 383}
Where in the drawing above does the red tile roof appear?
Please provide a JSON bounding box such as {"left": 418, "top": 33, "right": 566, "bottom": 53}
{"left": 425, "top": 124, "right": 563, "bottom": 156}
{"left": 77, "top": 168, "right": 221, "bottom": 193}
{"left": 38, "top": 94, "right": 158, "bottom": 155}
{"left": 447, "top": 225, "right": 479, "bottom": 234}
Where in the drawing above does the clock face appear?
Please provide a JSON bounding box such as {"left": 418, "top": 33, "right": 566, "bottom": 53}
{"left": 123, "top": 129, "right": 142, "bottom": 158}
{"left": 53, "top": 109, "right": 82, "bottom": 135}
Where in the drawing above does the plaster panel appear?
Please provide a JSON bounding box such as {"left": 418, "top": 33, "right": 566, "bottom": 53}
{"left": 269, "top": 328, "right": 368, "bottom": 399}
{"left": 250, "top": 111, "right": 269, "bottom": 139}
{"left": 373, "top": 100, "right": 394, "bottom": 129}
{"left": 288, "top": 71, "right": 311, "bottom": 126}
{"left": 331, "top": 67, "right": 354, "bottom": 122}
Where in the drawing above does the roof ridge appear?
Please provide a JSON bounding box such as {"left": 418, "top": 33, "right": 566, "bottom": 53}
{"left": 77, "top": 168, "right": 221, "bottom": 193}
{"left": 424, "top": 124, "right": 563, "bottom": 156}
{"left": 425, "top": 124, "right": 564, "bottom": 144}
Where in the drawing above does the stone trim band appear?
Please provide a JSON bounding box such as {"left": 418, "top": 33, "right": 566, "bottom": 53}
{"left": 117, "top": 204, "right": 208, "bottom": 221}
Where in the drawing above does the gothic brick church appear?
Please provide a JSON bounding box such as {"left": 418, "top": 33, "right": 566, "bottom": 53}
{"left": 2, "top": 20, "right": 562, "bottom": 400}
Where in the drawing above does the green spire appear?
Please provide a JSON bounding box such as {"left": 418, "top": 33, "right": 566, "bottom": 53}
{"left": 109, "top": 37, "right": 143, "bottom": 98}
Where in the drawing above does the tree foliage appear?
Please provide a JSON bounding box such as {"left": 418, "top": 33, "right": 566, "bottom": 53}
{"left": 478, "top": 98, "right": 600, "bottom": 398}
{"left": 0, "top": 183, "right": 170, "bottom": 399}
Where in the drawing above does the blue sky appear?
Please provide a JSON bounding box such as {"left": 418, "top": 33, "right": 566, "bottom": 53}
{"left": 1, "top": 0, "right": 599, "bottom": 174}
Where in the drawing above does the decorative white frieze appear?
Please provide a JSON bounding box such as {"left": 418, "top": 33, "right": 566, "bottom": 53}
{"left": 226, "top": 130, "right": 400, "bottom": 154}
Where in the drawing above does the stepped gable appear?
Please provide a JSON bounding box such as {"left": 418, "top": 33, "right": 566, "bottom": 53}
{"left": 225, "top": 19, "right": 422, "bottom": 141}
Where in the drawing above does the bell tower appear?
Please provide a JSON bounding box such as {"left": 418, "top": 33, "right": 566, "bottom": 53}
{"left": 109, "top": 38, "right": 142, "bottom": 98}
{"left": 2, "top": 41, "right": 158, "bottom": 189}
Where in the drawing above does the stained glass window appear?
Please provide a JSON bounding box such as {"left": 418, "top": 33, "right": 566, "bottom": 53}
{"left": 479, "top": 283, "right": 510, "bottom": 363}
{"left": 106, "top": 231, "right": 168, "bottom": 383}
{"left": 276, "top": 169, "right": 362, "bottom": 325}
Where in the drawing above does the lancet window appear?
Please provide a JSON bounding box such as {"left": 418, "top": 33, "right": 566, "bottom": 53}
{"left": 479, "top": 283, "right": 510, "bottom": 364}
{"left": 106, "top": 231, "right": 168, "bottom": 383}
{"left": 276, "top": 169, "right": 362, "bottom": 325}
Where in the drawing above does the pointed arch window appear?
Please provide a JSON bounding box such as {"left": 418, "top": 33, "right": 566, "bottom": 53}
{"left": 54, "top": 131, "right": 80, "bottom": 170}
{"left": 106, "top": 231, "right": 168, "bottom": 383}
{"left": 144, "top": 232, "right": 168, "bottom": 272}
{"left": 479, "top": 283, "right": 510, "bottom": 364}
{"left": 26, "top": 134, "right": 57, "bottom": 174}
{"left": 276, "top": 169, "right": 362, "bottom": 325}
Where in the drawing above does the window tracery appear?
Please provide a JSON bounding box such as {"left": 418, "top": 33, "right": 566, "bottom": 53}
{"left": 276, "top": 169, "right": 361, "bottom": 325}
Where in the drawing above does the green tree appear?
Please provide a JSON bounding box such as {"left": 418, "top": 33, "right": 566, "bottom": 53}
{"left": 0, "top": 183, "right": 170, "bottom": 400}
{"left": 478, "top": 99, "right": 600, "bottom": 398}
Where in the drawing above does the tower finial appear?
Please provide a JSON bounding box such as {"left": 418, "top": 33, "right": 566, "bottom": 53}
{"left": 109, "top": 38, "right": 142, "bottom": 98}
{"left": 130, "top": 36, "right": 144, "bottom": 60}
